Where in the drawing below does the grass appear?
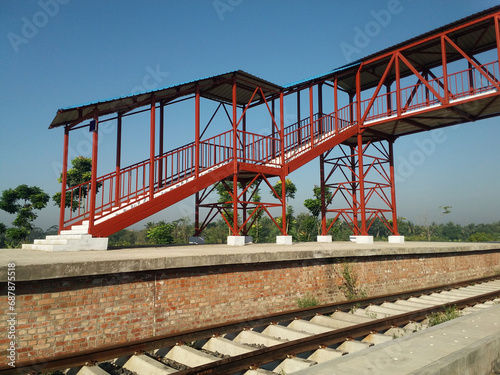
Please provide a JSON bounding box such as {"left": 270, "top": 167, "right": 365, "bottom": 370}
{"left": 297, "top": 293, "right": 319, "bottom": 308}
{"left": 337, "top": 262, "right": 367, "bottom": 301}
{"left": 427, "top": 305, "right": 461, "bottom": 327}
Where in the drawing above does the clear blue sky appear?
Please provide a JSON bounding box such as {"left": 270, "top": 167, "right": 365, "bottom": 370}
{"left": 1, "top": 0, "right": 499, "bottom": 231}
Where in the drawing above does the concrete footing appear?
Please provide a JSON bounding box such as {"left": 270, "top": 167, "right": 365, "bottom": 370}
{"left": 349, "top": 235, "right": 374, "bottom": 244}
{"left": 276, "top": 235, "right": 293, "bottom": 245}
{"left": 317, "top": 235, "right": 332, "bottom": 243}
{"left": 227, "top": 236, "right": 246, "bottom": 246}
{"left": 388, "top": 235, "right": 405, "bottom": 243}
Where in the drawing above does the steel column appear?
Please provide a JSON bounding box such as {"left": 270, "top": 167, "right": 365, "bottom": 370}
{"left": 195, "top": 85, "right": 200, "bottom": 178}
{"left": 309, "top": 85, "right": 314, "bottom": 147}
{"left": 389, "top": 139, "right": 399, "bottom": 235}
{"left": 149, "top": 98, "right": 155, "bottom": 200}
{"left": 441, "top": 36, "right": 449, "bottom": 104}
{"left": 159, "top": 102, "right": 164, "bottom": 187}
{"left": 232, "top": 75, "right": 238, "bottom": 235}
{"left": 58, "top": 126, "right": 69, "bottom": 233}
{"left": 320, "top": 153, "right": 326, "bottom": 235}
{"left": 89, "top": 112, "right": 99, "bottom": 234}
{"left": 115, "top": 113, "right": 122, "bottom": 206}
{"left": 280, "top": 91, "right": 286, "bottom": 235}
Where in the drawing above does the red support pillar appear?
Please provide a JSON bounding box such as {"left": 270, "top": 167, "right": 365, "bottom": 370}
{"left": 280, "top": 91, "right": 286, "bottom": 235}
{"left": 232, "top": 75, "right": 238, "bottom": 235}
{"left": 389, "top": 139, "right": 399, "bottom": 235}
{"left": 309, "top": 85, "right": 314, "bottom": 147}
{"left": 89, "top": 112, "right": 99, "bottom": 234}
{"left": 195, "top": 84, "right": 200, "bottom": 178}
{"left": 441, "top": 36, "right": 449, "bottom": 104}
{"left": 350, "top": 145, "right": 359, "bottom": 234}
{"left": 334, "top": 78, "right": 338, "bottom": 134}
{"left": 495, "top": 16, "right": 500, "bottom": 76}
{"left": 297, "top": 90, "right": 301, "bottom": 143}
{"left": 58, "top": 126, "right": 69, "bottom": 233}
{"left": 357, "top": 132, "right": 367, "bottom": 235}
{"left": 320, "top": 153, "right": 326, "bottom": 235}
{"left": 159, "top": 102, "right": 164, "bottom": 187}
{"left": 149, "top": 97, "right": 155, "bottom": 200}
{"left": 115, "top": 113, "right": 122, "bottom": 206}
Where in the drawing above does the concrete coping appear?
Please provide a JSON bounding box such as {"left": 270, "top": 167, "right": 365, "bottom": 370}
{"left": 0, "top": 242, "right": 498, "bottom": 282}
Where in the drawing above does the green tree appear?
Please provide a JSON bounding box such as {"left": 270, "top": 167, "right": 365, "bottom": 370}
{"left": 303, "top": 185, "right": 332, "bottom": 235}
{"left": 0, "top": 185, "right": 50, "bottom": 244}
{"left": 53, "top": 156, "right": 100, "bottom": 211}
{"left": 146, "top": 221, "right": 174, "bottom": 244}
{"left": 270, "top": 179, "right": 297, "bottom": 235}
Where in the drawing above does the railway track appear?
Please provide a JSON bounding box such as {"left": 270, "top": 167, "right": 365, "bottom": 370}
{"left": 6, "top": 276, "right": 500, "bottom": 375}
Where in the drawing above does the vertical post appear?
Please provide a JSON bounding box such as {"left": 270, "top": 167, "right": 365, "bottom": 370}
{"left": 441, "top": 35, "right": 449, "bottom": 104}
{"left": 159, "top": 102, "right": 164, "bottom": 187}
{"left": 320, "top": 153, "right": 326, "bottom": 235}
{"left": 334, "top": 78, "right": 339, "bottom": 133}
{"left": 396, "top": 54, "right": 401, "bottom": 117}
{"left": 89, "top": 111, "right": 99, "bottom": 234}
{"left": 356, "top": 66, "right": 362, "bottom": 127}
{"left": 115, "top": 113, "right": 122, "bottom": 206}
{"left": 280, "top": 91, "right": 286, "bottom": 235}
{"left": 149, "top": 97, "right": 155, "bottom": 200}
{"left": 495, "top": 15, "right": 500, "bottom": 76}
{"left": 318, "top": 83, "right": 323, "bottom": 135}
{"left": 195, "top": 85, "right": 200, "bottom": 177}
{"left": 357, "top": 132, "right": 367, "bottom": 235}
{"left": 388, "top": 138, "right": 399, "bottom": 235}
{"left": 350, "top": 145, "right": 359, "bottom": 234}
{"left": 385, "top": 83, "right": 392, "bottom": 116}
{"left": 271, "top": 99, "right": 276, "bottom": 157}
{"left": 232, "top": 75, "right": 238, "bottom": 235}
{"left": 309, "top": 85, "right": 314, "bottom": 147}
{"left": 241, "top": 180, "right": 247, "bottom": 235}
{"left": 297, "top": 90, "right": 302, "bottom": 144}
{"left": 58, "top": 126, "right": 69, "bottom": 233}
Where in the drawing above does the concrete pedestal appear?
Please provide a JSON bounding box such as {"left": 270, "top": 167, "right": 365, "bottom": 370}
{"left": 317, "top": 235, "right": 333, "bottom": 243}
{"left": 227, "top": 236, "right": 246, "bottom": 246}
{"left": 276, "top": 236, "right": 293, "bottom": 245}
{"left": 349, "top": 235, "right": 374, "bottom": 244}
{"left": 388, "top": 235, "right": 405, "bottom": 244}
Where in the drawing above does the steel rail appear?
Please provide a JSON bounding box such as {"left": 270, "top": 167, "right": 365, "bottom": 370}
{"left": 174, "top": 289, "right": 500, "bottom": 375}
{"left": 3, "top": 274, "right": 499, "bottom": 375}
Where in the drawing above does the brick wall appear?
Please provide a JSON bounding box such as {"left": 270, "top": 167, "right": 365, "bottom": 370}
{"left": 1, "top": 249, "right": 499, "bottom": 364}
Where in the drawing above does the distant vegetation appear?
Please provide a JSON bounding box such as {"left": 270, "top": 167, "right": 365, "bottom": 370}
{"left": 1, "top": 159, "right": 499, "bottom": 248}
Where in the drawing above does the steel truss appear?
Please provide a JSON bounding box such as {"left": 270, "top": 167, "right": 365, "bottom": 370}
{"left": 320, "top": 134, "right": 398, "bottom": 236}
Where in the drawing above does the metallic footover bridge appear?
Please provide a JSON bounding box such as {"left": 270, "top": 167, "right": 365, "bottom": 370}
{"left": 45, "top": 6, "right": 500, "bottom": 245}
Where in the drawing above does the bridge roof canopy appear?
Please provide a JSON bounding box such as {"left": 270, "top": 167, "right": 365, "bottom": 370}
{"left": 49, "top": 70, "right": 283, "bottom": 129}
{"left": 286, "top": 5, "right": 500, "bottom": 93}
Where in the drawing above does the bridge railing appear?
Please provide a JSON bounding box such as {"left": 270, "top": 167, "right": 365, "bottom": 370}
{"left": 360, "top": 59, "right": 499, "bottom": 122}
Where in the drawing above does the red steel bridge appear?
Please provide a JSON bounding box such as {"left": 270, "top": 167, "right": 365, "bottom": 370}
{"left": 50, "top": 6, "right": 500, "bottom": 242}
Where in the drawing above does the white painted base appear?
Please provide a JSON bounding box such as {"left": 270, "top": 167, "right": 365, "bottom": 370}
{"left": 189, "top": 237, "right": 205, "bottom": 245}
{"left": 244, "top": 236, "right": 253, "bottom": 244}
{"left": 227, "top": 236, "right": 246, "bottom": 246}
{"left": 349, "top": 235, "right": 374, "bottom": 244}
{"left": 317, "top": 235, "right": 332, "bottom": 243}
{"left": 388, "top": 235, "right": 405, "bottom": 244}
{"left": 276, "top": 235, "right": 293, "bottom": 245}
